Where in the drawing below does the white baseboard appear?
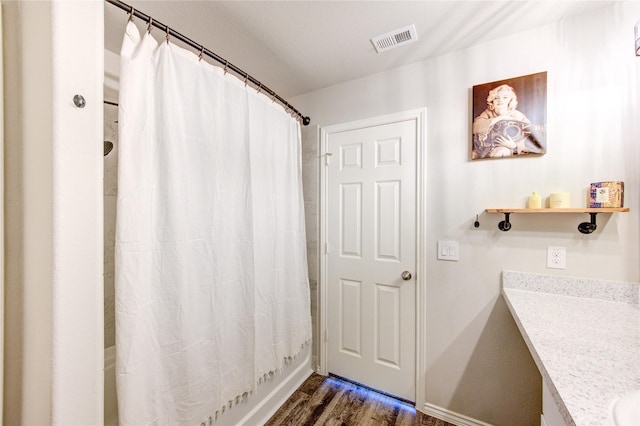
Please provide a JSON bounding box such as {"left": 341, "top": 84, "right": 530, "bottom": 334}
{"left": 421, "top": 403, "right": 494, "bottom": 426}
{"left": 236, "top": 352, "right": 314, "bottom": 426}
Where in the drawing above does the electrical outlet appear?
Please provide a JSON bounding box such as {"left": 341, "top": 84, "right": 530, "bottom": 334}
{"left": 547, "top": 246, "right": 566, "bottom": 269}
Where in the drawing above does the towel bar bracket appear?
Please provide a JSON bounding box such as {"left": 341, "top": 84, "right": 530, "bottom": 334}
{"left": 577, "top": 212, "right": 598, "bottom": 234}
{"left": 498, "top": 213, "right": 511, "bottom": 231}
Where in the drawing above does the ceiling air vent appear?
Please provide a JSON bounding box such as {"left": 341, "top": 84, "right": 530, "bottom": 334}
{"left": 371, "top": 24, "right": 418, "bottom": 53}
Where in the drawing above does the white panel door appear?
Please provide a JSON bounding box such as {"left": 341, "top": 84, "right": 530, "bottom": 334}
{"left": 326, "top": 118, "right": 416, "bottom": 402}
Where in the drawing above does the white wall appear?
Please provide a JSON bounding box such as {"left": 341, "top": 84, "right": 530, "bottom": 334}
{"left": 292, "top": 3, "right": 640, "bottom": 425}
{"left": 3, "top": 1, "right": 104, "bottom": 424}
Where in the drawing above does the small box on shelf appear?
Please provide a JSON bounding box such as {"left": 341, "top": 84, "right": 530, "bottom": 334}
{"left": 589, "top": 181, "right": 624, "bottom": 208}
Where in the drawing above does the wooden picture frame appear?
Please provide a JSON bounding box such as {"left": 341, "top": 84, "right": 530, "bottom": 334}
{"left": 472, "top": 72, "right": 547, "bottom": 160}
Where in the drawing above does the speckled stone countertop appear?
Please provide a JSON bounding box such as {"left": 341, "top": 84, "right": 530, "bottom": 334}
{"left": 502, "top": 270, "right": 640, "bottom": 426}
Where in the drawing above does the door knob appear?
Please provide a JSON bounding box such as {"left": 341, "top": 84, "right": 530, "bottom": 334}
{"left": 401, "top": 271, "right": 412, "bottom": 281}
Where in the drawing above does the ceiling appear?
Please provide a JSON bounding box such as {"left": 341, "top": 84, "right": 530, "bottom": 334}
{"left": 104, "top": 1, "right": 615, "bottom": 99}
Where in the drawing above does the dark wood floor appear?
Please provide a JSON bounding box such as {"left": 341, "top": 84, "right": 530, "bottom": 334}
{"left": 265, "top": 373, "right": 456, "bottom": 426}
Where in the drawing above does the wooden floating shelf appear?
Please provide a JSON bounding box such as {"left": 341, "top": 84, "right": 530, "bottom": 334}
{"left": 484, "top": 208, "right": 630, "bottom": 233}
{"left": 486, "top": 208, "right": 629, "bottom": 214}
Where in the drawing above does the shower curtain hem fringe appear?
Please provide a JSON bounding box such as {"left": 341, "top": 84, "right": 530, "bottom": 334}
{"left": 203, "top": 339, "right": 312, "bottom": 425}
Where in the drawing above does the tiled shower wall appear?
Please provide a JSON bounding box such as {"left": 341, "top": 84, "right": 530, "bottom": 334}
{"left": 301, "top": 125, "right": 320, "bottom": 369}
{"left": 103, "top": 103, "right": 118, "bottom": 348}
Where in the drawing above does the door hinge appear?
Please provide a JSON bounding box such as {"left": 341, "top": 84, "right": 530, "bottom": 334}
{"left": 325, "top": 152, "right": 333, "bottom": 166}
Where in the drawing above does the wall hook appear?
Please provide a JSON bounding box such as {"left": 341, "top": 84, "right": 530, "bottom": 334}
{"left": 474, "top": 214, "right": 480, "bottom": 228}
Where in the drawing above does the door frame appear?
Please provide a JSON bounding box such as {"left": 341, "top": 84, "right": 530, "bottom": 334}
{"left": 318, "top": 108, "right": 427, "bottom": 407}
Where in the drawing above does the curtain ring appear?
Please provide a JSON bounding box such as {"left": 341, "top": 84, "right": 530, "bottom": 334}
{"left": 224, "top": 60, "right": 229, "bottom": 74}
{"left": 271, "top": 93, "right": 276, "bottom": 103}
{"left": 165, "top": 26, "right": 170, "bottom": 44}
{"left": 147, "top": 17, "right": 153, "bottom": 34}
{"left": 128, "top": 7, "right": 135, "bottom": 22}
{"left": 198, "top": 46, "right": 204, "bottom": 61}
{"left": 244, "top": 73, "right": 249, "bottom": 87}
{"left": 256, "top": 83, "right": 262, "bottom": 94}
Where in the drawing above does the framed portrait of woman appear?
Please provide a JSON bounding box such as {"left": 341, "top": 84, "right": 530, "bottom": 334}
{"left": 471, "top": 72, "right": 547, "bottom": 160}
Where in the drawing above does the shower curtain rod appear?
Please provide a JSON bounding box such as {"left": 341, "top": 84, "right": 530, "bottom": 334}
{"left": 105, "top": 0, "right": 311, "bottom": 126}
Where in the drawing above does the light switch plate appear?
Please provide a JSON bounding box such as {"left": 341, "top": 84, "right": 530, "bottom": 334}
{"left": 438, "top": 241, "right": 459, "bottom": 261}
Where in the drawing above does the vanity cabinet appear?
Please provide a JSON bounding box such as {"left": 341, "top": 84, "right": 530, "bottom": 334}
{"left": 502, "top": 271, "right": 639, "bottom": 426}
{"left": 541, "top": 381, "right": 566, "bottom": 426}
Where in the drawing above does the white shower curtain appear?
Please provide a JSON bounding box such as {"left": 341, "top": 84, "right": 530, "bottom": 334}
{"left": 115, "top": 22, "right": 311, "bottom": 425}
